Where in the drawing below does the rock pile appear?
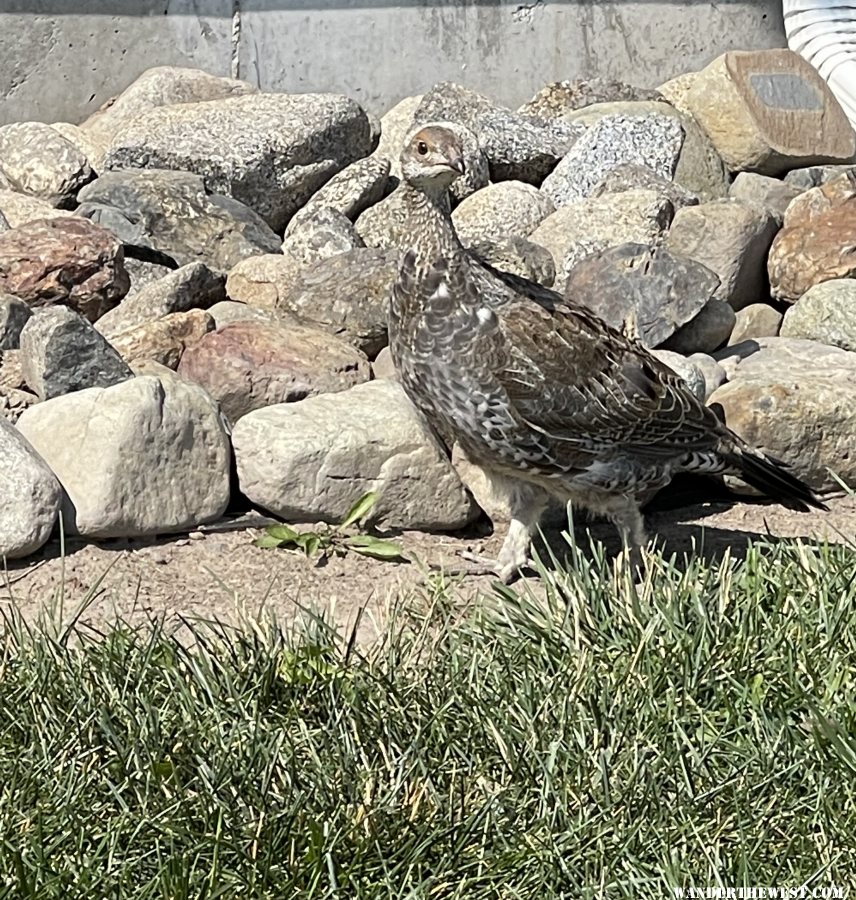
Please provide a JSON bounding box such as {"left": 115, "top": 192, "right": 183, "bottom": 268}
{"left": 2, "top": 52, "right": 856, "bottom": 559}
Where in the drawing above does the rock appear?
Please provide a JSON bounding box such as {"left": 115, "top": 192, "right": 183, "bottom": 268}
{"left": 81, "top": 66, "right": 257, "bottom": 162}
{"left": 354, "top": 186, "right": 412, "bottom": 250}
{"left": 0, "top": 351, "right": 37, "bottom": 424}
{"left": 372, "top": 95, "right": 423, "bottom": 179}
{"left": 531, "top": 191, "right": 674, "bottom": 281}
{"left": 563, "top": 243, "right": 719, "bottom": 347}
{"left": 0, "top": 417, "right": 61, "bottom": 559}
{"left": 784, "top": 164, "right": 856, "bottom": 190}
{"left": 232, "top": 379, "right": 476, "bottom": 530}
{"left": 470, "top": 237, "right": 556, "bottom": 287}
{"left": 541, "top": 114, "right": 685, "bottom": 206}
{"left": 0, "top": 217, "right": 129, "bottom": 321}
{"left": 281, "top": 207, "right": 364, "bottom": 266}
{"left": 0, "top": 189, "right": 74, "bottom": 228}
{"left": 592, "top": 163, "right": 700, "bottom": 210}
{"left": 518, "top": 79, "right": 663, "bottom": 117}
{"left": 708, "top": 337, "right": 856, "bottom": 491}
{"left": 682, "top": 49, "right": 856, "bottom": 175}
{"left": 177, "top": 320, "right": 371, "bottom": 423}
{"left": 768, "top": 173, "right": 856, "bottom": 302}
{"left": 414, "top": 82, "right": 584, "bottom": 185}
{"left": 665, "top": 200, "right": 779, "bottom": 310}
{"left": 650, "top": 349, "right": 707, "bottom": 402}
{"left": 77, "top": 169, "right": 281, "bottom": 271}
{"left": 19, "top": 306, "right": 133, "bottom": 400}
{"left": 661, "top": 299, "right": 736, "bottom": 354}
{"left": 729, "top": 303, "right": 784, "bottom": 345}
{"left": 207, "top": 301, "right": 281, "bottom": 330}
{"left": 451, "top": 181, "right": 555, "bottom": 244}
{"left": 225, "top": 254, "right": 304, "bottom": 310}
{"left": 0, "top": 211, "right": 7, "bottom": 233}
{"left": 563, "top": 100, "right": 730, "bottom": 201}
{"left": 0, "top": 294, "right": 31, "bottom": 349}
{"left": 286, "top": 155, "right": 390, "bottom": 233}
{"left": 105, "top": 92, "right": 374, "bottom": 231}
{"left": 277, "top": 249, "right": 398, "bottom": 358}
{"left": 657, "top": 71, "right": 700, "bottom": 117}
{"left": 728, "top": 172, "right": 803, "bottom": 221}
{"left": 0, "top": 123, "right": 93, "bottom": 208}
{"left": 781, "top": 279, "right": 856, "bottom": 351}
{"left": 687, "top": 352, "right": 727, "bottom": 401}
{"left": 95, "top": 262, "right": 226, "bottom": 339}
{"left": 109, "top": 309, "right": 215, "bottom": 369}
{"left": 371, "top": 345, "right": 396, "bottom": 380}
{"left": 17, "top": 375, "right": 231, "bottom": 538}
{"left": 123, "top": 257, "right": 174, "bottom": 297}
{"left": 49, "top": 123, "right": 108, "bottom": 176}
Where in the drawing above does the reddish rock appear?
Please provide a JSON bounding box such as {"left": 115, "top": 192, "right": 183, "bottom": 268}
{"left": 768, "top": 173, "right": 856, "bottom": 302}
{"left": 109, "top": 309, "right": 215, "bottom": 370}
{"left": 0, "top": 217, "right": 129, "bottom": 321}
{"left": 177, "top": 320, "right": 371, "bottom": 423}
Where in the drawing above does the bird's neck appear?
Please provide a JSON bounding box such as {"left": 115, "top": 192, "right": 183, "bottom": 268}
{"left": 399, "top": 181, "right": 463, "bottom": 263}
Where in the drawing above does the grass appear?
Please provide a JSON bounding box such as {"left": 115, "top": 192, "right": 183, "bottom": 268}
{"left": 2, "top": 535, "right": 856, "bottom": 898}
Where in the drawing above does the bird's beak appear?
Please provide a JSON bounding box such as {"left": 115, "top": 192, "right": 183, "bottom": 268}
{"left": 447, "top": 152, "right": 466, "bottom": 176}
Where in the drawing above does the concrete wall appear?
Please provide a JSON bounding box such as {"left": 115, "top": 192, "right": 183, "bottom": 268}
{"left": 0, "top": 1, "right": 787, "bottom": 126}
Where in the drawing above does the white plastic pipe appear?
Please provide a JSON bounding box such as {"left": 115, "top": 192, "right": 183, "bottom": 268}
{"left": 783, "top": 1, "right": 856, "bottom": 128}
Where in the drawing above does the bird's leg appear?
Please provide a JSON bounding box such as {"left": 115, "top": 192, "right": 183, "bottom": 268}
{"left": 455, "top": 479, "right": 548, "bottom": 583}
{"left": 607, "top": 497, "right": 648, "bottom": 572}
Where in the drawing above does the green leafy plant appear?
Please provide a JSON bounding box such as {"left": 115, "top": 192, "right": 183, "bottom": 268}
{"left": 253, "top": 491, "right": 406, "bottom": 562}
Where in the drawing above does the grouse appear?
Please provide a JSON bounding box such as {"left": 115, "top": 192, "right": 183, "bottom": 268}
{"left": 388, "top": 123, "right": 826, "bottom": 582}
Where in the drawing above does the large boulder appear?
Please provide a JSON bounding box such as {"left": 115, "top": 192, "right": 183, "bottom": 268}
{"left": 518, "top": 79, "right": 663, "bottom": 117}
{"left": 225, "top": 254, "right": 304, "bottom": 310}
{"left": 104, "top": 92, "right": 374, "bottom": 231}
{"left": 0, "top": 189, "right": 74, "bottom": 228}
{"left": 16, "top": 375, "right": 231, "bottom": 538}
{"left": 108, "top": 309, "right": 215, "bottom": 370}
{"left": 232, "top": 380, "right": 476, "bottom": 530}
{"left": 77, "top": 169, "right": 281, "bottom": 271}
{"left": 709, "top": 337, "right": 856, "bottom": 491}
{"left": 0, "top": 217, "right": 129, "bottom": 321}
{"left": 0, "top": 417, "right": 61, "bottom": 559}
{"left": 682, "top": 49, "right": 856, "bottom": 175}
{"left": 451, "top": 181, "right": 555, "bottom": 244}
{"left": 665, "top": 199, "right": 779, "bottom": 310}
{"left": 281, "top": 207, "right": 364, "bottom": 266}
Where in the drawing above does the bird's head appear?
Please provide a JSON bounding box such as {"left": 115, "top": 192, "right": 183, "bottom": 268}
{"left": 400, "top": 124, "right": 466, "bottom": 194}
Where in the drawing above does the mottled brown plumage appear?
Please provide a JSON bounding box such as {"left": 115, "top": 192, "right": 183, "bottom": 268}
{"left": 389, "top": 123, "right": 825, "bottom": 581}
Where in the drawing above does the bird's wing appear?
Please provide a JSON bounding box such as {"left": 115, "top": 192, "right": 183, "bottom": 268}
{"left": 487, "top": 295, "right": 725, "bottom": 462}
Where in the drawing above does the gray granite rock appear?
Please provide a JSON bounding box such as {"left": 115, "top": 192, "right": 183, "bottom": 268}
{"left": 542, "top": 114, "right": 685, "bottom": 206}
{"left": 95, "top": 262, "right": 226, "bottom": 339}
{"left": 651, "top": 349, "right": 707, "bottom": 402}
{"left": 19, "top": 306, "right": 133, "bottom": 400}
{"left": 177, "top": 319, "right": 371, "bottom": 423}
{"left": 784, "top": 164, "right": 856, "bottom": 190}
{"left": 281, "top": 206, "right": 365, "bottom": 266}
{"left": 0, "top": 294, "right": 31, "bottom": 350}
{"left": 780, "top": 279, "right": 856, "bottom": 352}
{"left": 16, "top": 374, "right": 231, "bottom": 538}
{"left": 0, "top": 416, "right": 61, "bottom": 559}
{"left": 452, "top": 181, "right": 555, "bottom": 244}
{"left": 105, "top": 92, "right": 374, "bottom": 230}
{"left": 372, "top": 95, "right": 423, "bottom": 180}
{"left": 286, "top": 155, "right": 390, "bottom": 233}
{"left": 414, "top": 82, "right": 584, "bottom": 185}
{"left": 665, "top": 199, "right": 779, "bottom": 311}
{"left": 563, "top": 243, "right": 719, "bottom": 347}
{"left": 0, "top": 122, "right": 93, "bottom": 208}
{"left": 232, "top": 379, "right": 477, "bottom": 530}
{"left": 225, "top": 254, "right": 304, "bottom": 310}
{"left": 77, "top": 169, "right": 281, "bottom": 271}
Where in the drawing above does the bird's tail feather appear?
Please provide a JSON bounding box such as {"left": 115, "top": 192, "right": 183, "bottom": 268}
{"left": 727, "top": 448, "right": 828, "bottom": 512}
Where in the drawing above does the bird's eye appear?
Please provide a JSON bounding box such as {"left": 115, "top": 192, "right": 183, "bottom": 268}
{"left": 416, "top": 140, "right": 429, "bottom": 156}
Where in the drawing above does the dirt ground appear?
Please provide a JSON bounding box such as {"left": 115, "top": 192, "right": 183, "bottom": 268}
{"left": 3, "top": 487, "right": 855, "bottom": 643}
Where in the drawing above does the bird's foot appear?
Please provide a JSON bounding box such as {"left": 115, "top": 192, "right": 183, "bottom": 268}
{"left": 427, "top": 549, "right": 530, "bottom": 583}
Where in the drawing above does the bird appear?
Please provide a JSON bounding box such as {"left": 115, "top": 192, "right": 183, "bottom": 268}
{"left": 388, "top": 122, "right": 827, "bottom": 583}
